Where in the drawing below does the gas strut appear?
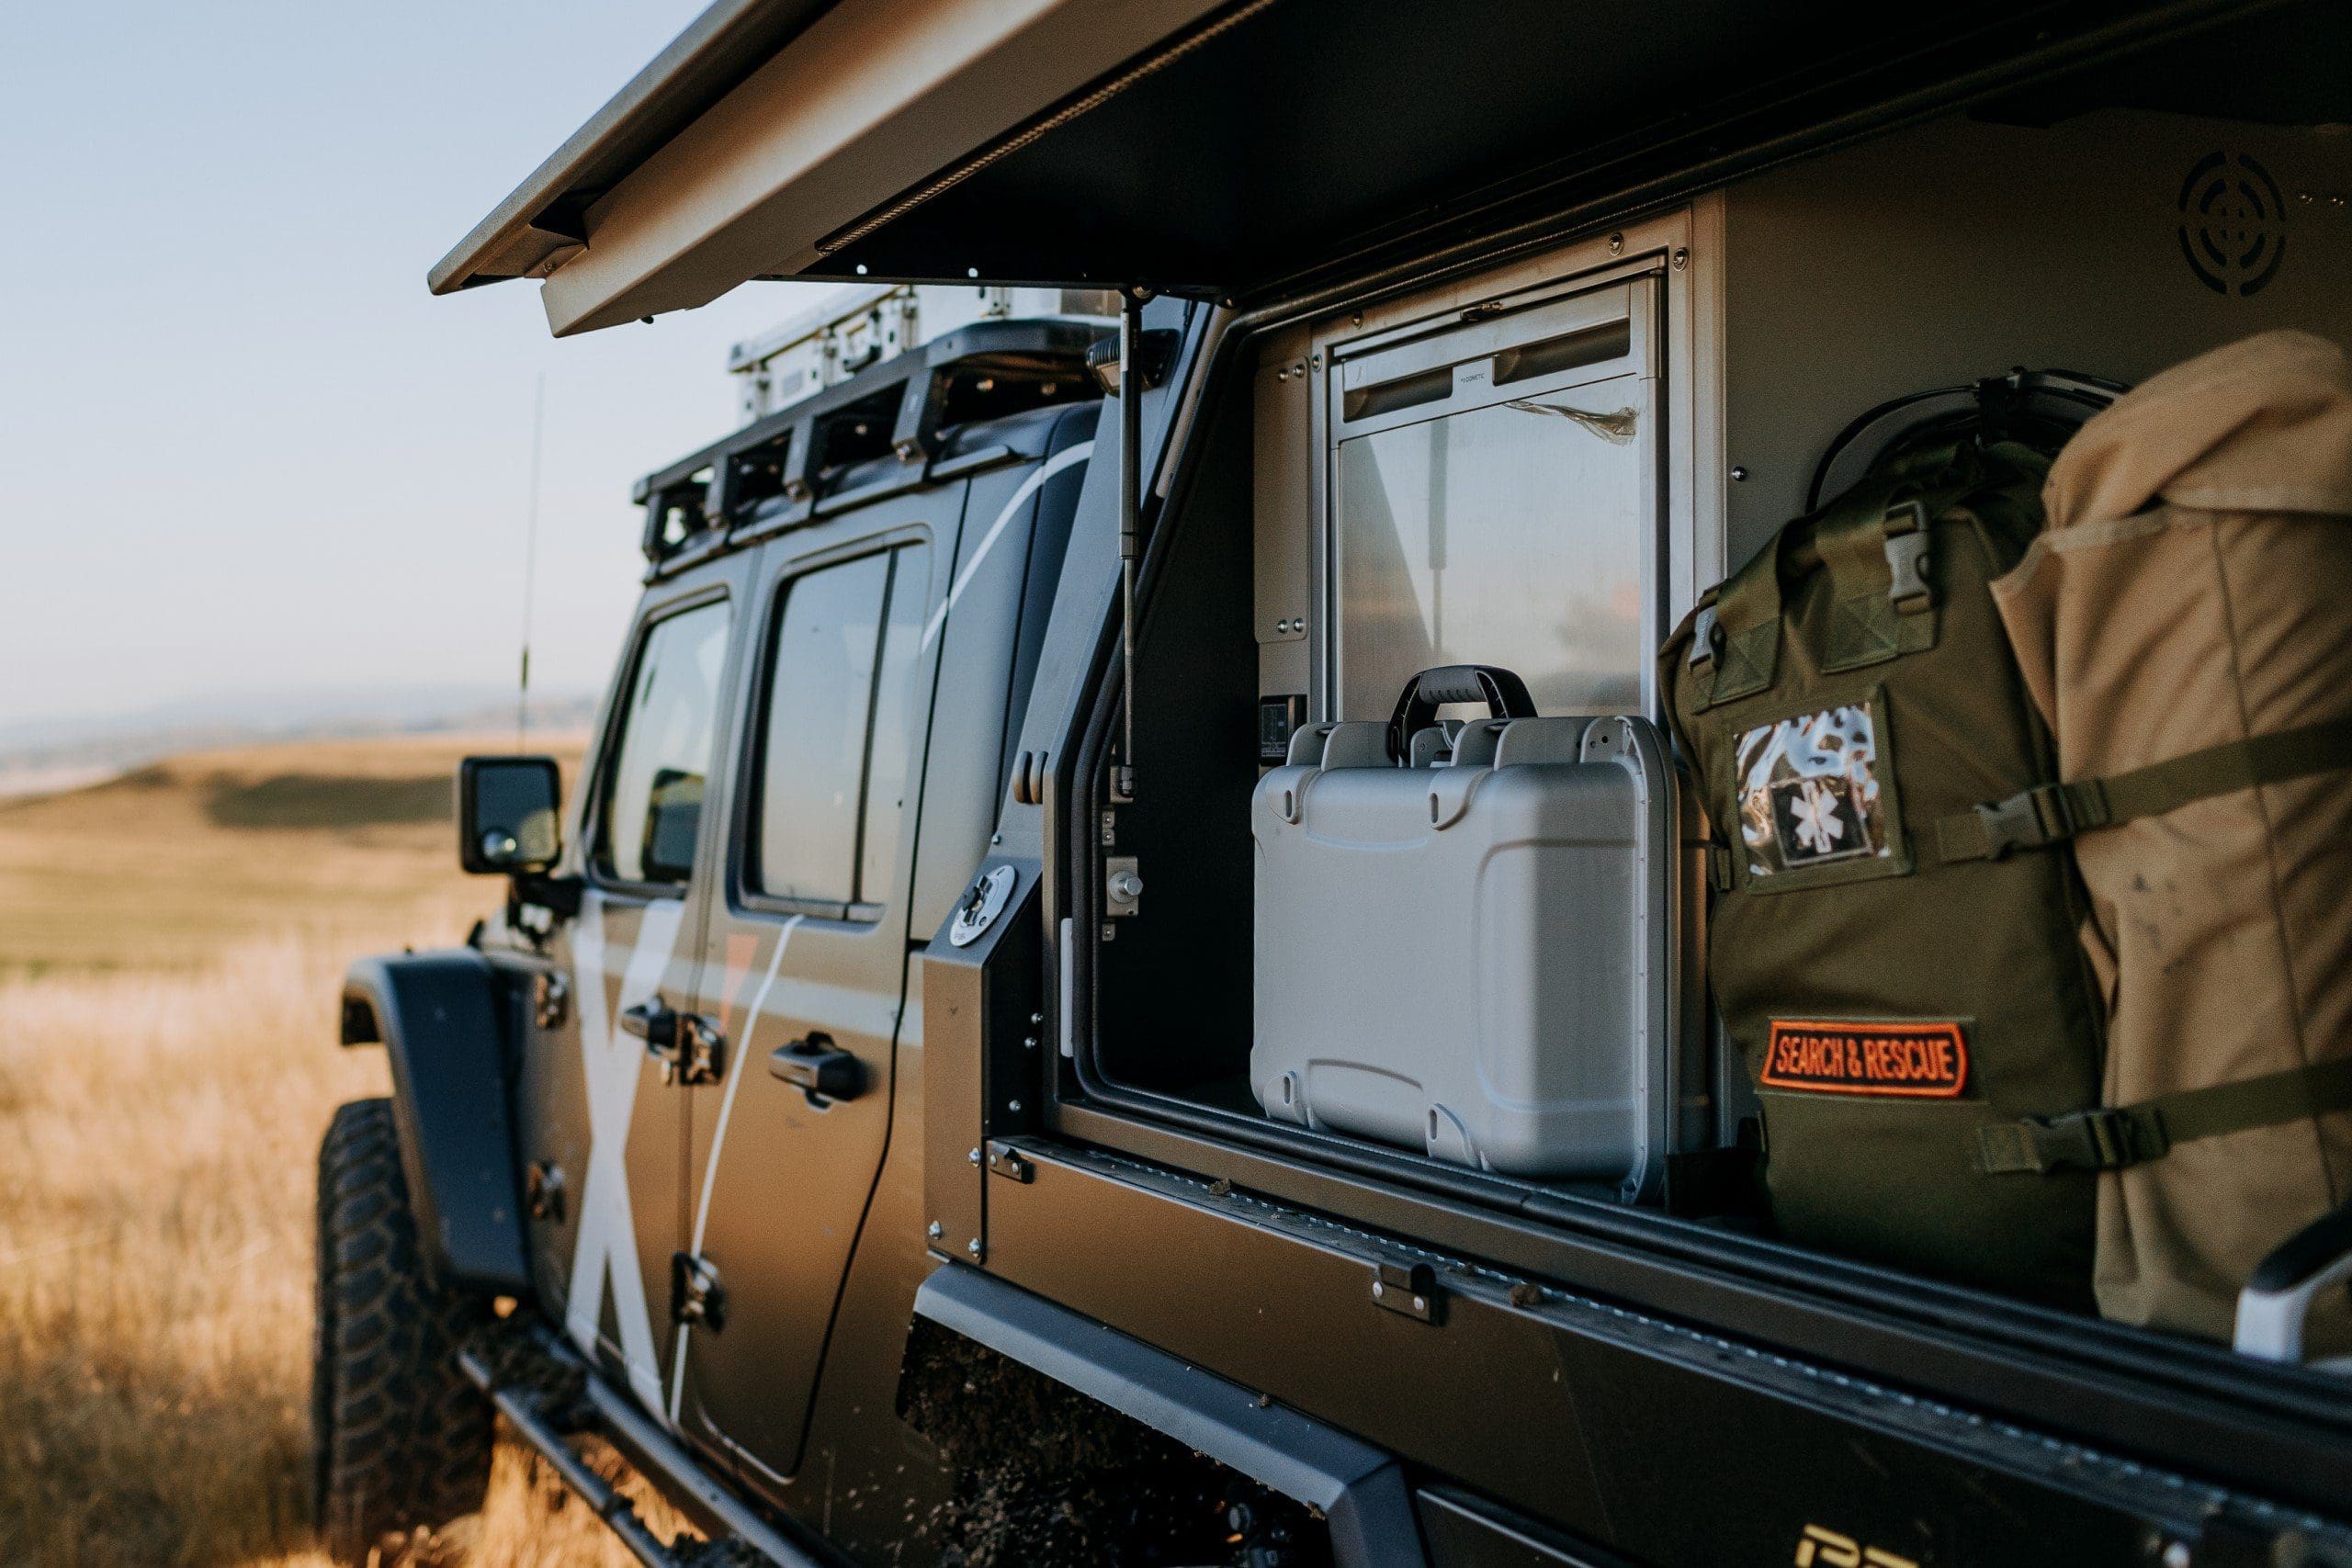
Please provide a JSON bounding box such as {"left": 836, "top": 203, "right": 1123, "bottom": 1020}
{"left": 1114, "top": 286, "right": 1151, "bottom": 803}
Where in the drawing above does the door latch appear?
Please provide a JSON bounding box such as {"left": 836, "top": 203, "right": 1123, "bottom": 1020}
{"left": 671, "top": 1252, "right": 724, "bottom": 1330}
{"left": 1104, "top": 855, "right": 1143, "bottom": 918}
{"left": 769, "top": 1032, "right": 863, "bottom": 1102}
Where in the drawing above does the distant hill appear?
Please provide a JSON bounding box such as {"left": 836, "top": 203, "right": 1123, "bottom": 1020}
{"left": 0, "top": 731, "right": 585, "bottom": 973}
{"left": 0, "top": 686, "right": 598, "bottom": 799}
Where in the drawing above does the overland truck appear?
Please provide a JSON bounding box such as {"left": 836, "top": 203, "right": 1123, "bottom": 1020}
{"left": 320, "top": 2, "right": 2352, "bottom": 1563}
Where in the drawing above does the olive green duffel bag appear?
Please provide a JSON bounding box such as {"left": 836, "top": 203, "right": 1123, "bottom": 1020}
{"left": 1661, "top": 439, "right": 2106, "bottom": 1306}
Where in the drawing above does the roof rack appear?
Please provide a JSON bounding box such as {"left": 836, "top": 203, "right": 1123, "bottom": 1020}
{"left": 725, "top": 282, "right": 1118, "bottom": 425}
{"left": 632, "top": 316, "right": 1112, "bottom": 573}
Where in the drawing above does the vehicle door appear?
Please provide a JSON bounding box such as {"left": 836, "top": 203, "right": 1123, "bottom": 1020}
{"left": 509, "top": 559, "right": 747, "bottom": 1416}
{"left": 666, "top": 486, "right": 958, "bottom": 1484}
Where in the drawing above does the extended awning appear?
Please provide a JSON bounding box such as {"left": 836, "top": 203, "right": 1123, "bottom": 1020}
{"left": 435, "top": 0, "right": 2304, "bottom": 336}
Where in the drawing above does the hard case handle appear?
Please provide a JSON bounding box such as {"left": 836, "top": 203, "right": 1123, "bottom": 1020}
{"left": 1386, "top": 665, "right": 1536, "bottom": 762}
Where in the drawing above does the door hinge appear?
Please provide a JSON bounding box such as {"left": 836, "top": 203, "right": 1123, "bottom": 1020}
{"left": 1371, "top": 1258, "right": 1443, "bottom": 1324}
{"left": 672, "top": 1252, "right": 724, "bottom": 1330}
{"left": 534, "top": 970, "right": 570, "bottom": 1028}
{"left": 524, "top": 1160, "right": 566, "bottom": 1222}
{"left": 678, "top": 1015, "right": 725, "bottom": 1086}
{"left": 985, "top": 1142, "right": 1035, "bottom": 1183}
{"left": 623, "top": 998, "right": 725, "bottom": 1086}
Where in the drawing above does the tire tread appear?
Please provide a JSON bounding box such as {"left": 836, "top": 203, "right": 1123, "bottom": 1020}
{"left": 311, "top": 1097, "right": 492, "bottom": 1564}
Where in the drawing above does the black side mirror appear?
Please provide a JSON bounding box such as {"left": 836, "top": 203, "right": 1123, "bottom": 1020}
{"left": 458, "top": 756, "right": 563, "bottom": 875}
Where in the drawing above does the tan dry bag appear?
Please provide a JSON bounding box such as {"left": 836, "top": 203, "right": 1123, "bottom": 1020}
{"left": 1981, "top": 330, "right": 2352, "bottom": 1348}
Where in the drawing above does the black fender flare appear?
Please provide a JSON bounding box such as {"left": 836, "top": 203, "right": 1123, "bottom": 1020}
{"left": 913, "top": 1261, "right": 1428, "bottom": 1567}
{"left": 339, "top": 949, "right": 530, "bottom": 1294}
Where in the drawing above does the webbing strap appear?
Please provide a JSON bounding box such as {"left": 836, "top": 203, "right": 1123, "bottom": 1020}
{"left": 1691, "top": 445, "right": 2035, "bottom": 705}
{"left": 1979, "top": 1057, "right": 2352, "bottom": 1175}
{"left": 1696, "top": 537, "right": 1789, "bottom": 706}
{"left": 1815, "top": 493, "right": 1946, "bottom": 672}
{"left": 1936, "top": 718, "right": 2352, "bottom": 863}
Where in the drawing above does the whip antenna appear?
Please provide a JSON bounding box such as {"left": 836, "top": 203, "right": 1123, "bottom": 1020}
{"left": 518, "top": 373, "right": 546, "bottom": 748}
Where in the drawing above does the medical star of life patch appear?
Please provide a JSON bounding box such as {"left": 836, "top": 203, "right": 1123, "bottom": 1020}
{"left": 1736, "top": 702, "right": 1890, "bottom": 876}
{"left": 1761, "top": 1019, "right": 1970, "bottom": 1098}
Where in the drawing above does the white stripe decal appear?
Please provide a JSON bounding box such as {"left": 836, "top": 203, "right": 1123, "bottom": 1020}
{"left": 566, "top": 891, "right": 686, "bottom": 1416}
{"left": 919, "top": 439, "right": 1094, "bottom": 651}
{"left": 667, "top": 915, "right": 802, "bottom": 1423}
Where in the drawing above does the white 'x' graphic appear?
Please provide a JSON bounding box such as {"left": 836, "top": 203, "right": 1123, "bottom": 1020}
{"left": 566, "top": 890, "right": 684, "bottom": 1415}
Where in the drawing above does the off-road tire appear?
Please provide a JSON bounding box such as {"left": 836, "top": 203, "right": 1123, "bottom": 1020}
{"left": 311, "top": 1097, "right": 494, "bottom": 1563}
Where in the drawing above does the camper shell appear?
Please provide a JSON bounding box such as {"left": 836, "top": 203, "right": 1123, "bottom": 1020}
{"left": 325, "top": 2, "right": 2352, "bottom": 1564}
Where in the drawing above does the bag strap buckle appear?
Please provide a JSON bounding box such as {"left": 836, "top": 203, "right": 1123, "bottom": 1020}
{"left": 1688, "top": 604, "right": 1723, "bottom": 671}
{"left": 1972, "top": 782, "right": 2106, "bottom": 861}
{"left": 1881, "top": 500, "right": 1932, "bottom": 612}
{"left": 1979, "top": 1106, "right": 2170, "bottom": 1175}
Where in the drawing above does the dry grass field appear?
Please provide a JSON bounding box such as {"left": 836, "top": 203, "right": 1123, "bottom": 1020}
{"left": 0, "top": 734, "right": 681, "bottom": 1568}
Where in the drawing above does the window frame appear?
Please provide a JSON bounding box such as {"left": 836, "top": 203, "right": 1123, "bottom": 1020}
{"left": 1317, "top": 266, "right": 1667, "bottom": 726}
{"left": 730, "top": 525, "right": 933, "bottom": 925}
{"left": 582, "top": 584, "right": 737, "bottom": 901}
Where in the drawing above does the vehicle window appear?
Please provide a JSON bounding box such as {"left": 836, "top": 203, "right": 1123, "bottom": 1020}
{"left": 1334, "top": 372, "right": 1648, "bottom": 720}
{"left": 594, "top": 600, "right": 734, "bottom": 887}
{"left": 752, "top": 543, "right": 930, "bottom": 908}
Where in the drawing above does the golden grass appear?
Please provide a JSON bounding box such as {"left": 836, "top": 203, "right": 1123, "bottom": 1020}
{"left": 0, "top": 735, "right": 655, "bottom": 1568}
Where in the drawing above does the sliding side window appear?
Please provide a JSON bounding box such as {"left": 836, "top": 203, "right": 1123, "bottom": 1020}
{"left": 750, "top": 544, "right": 932, "bottom": 914}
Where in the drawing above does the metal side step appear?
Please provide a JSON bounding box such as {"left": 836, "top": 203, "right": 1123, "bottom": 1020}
{"left": 458, "top": 1322, "right": 829, "bottom": 1568}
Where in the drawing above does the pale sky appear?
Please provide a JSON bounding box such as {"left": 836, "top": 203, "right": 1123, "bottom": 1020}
{"left": 0, "top": 1, "right": 843, "bottom": 733}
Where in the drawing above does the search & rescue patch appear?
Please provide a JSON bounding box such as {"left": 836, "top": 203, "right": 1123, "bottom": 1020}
{"left": 1761, "top": 1020, "right": 1969, "bottom": 1098}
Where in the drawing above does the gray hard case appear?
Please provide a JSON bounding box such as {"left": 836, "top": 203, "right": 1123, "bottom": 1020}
{"left": 1250, "top": 713, "right": 1707, "bottom": 1198}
